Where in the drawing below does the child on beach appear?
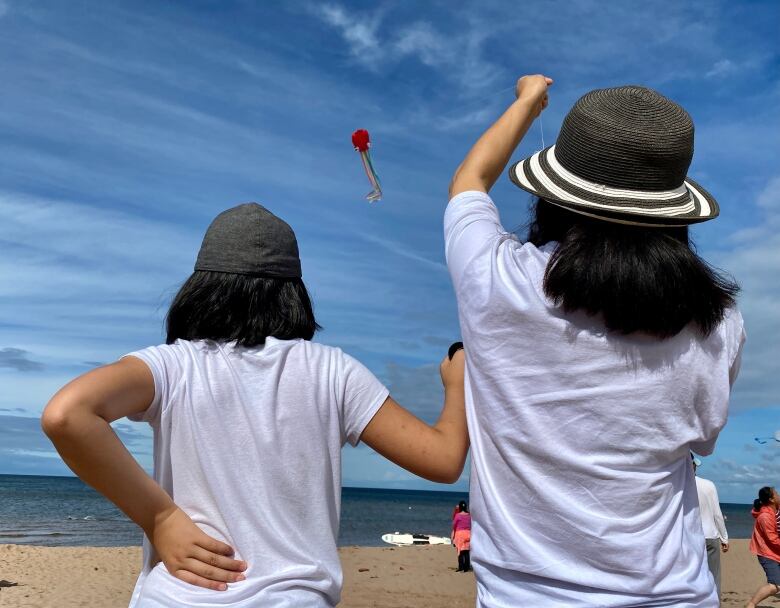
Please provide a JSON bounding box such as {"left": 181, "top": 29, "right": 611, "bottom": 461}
{"left": 42, "top": 203, "right": 469, "bottom": 607}
{"left": 451, "top": 500, "right": 471, "bottom": 573}
{"left": 446, "top": 75, "right": 744, "bottom": 606}
{"left": 746, "top": 487, "right": 780, "bottom": 608}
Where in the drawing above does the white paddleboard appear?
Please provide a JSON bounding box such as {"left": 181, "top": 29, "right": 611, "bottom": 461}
{"left": 381, "top": 533, "right": 451, "bottom": 546}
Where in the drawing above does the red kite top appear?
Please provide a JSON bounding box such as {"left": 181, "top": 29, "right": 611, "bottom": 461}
{"left": 351, "top": 129, "right": 370, "bottom": 152}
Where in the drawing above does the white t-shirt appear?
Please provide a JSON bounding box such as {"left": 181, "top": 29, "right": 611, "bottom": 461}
{"left": 444, "top": 191, "right": 745, "bottom": 608}
{"left": 695, "top": 477, "right": 728, "bottom": 542}
{"left": 125, "top": 338, "right": 389, "bottom": 608}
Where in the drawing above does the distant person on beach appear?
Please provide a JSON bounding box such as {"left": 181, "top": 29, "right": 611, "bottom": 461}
{"left": 452, "top": 500, "right": 471, "bottom": 572}
{"left": 746, "top": 487, "right": 780, "bottom": 608}
{"left": 42, "top": 204, "right": 469, "bottom": 607}
{"left": 446, "top": 74, "right": 744, "bottom": 606}
{"left": 693, "top": 455, "right": 729, "bottom": 599}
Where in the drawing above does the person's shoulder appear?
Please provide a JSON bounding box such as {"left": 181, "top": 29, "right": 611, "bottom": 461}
{"left": 444, "top": 190, "right": 499, "bottom": 226}
{"left": 517, "top": 240, "right": 556, "bottom": 263}
{"left": 286, "top": 340, "right": 359, "bottom": 368}
{"left": 290, "top": 339, "right": 342, "bottom": 357}
{"left": 719, "top": 307, "right": 745, "bottom": 341}
{"left": 126, "top": 341, "right": 187, "bottom": 363}
{"left": 447, "top": 189, "right": 494, "bottom": 207}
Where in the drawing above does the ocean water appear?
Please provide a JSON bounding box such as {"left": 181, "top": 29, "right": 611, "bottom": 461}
{"left": 0, "top": 475, "right": 465, "bottom": 547}
{"left": 0, "top": 474, "right": 755, "bottom": 547}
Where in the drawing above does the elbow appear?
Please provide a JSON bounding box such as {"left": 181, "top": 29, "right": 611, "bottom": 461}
{"left": 41, "top": 399, "right": 78, "bottom": 439}
{"left": 433, "top": 463, "right": 465, "bottom": 485}
{"left": 438, "top": 472, "right": 461, "bottom": 485}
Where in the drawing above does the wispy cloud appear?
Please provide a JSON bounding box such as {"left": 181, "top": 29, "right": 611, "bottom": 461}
{"left": 0, "top": 414, "right": 153, "bottom": 476}
{"left": 394, "top": 21, "right": 448, "bottom": 68}
{"left": 706, "top": 59, "right": 737, "bottom": 79}
{"left": 310, "top": 3, "right": 501, "bottom": 92}
{"left": 0, "top": 348, "right": 44, "bottom": 372}
{"left": 356, "top": 233, "right": 446, "bottom": 272}
{"left": 712, "top": 174, "right": 780, "bottom": 410}
{"left": 312, "top": 4, "right": 382, "bottom": 65}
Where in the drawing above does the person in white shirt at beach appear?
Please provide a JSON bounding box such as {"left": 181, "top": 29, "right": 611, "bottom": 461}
{"left": 446, "top": 74, "right": 745, "bottom": 607}
{"left": 42, "top": 203, "right": 469, "bottom": 607}
{"left": 693, "top": 455, "right": 729, "bottom": 600}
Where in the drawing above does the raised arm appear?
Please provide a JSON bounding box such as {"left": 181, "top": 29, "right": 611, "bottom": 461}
{"left": 360, "top": 350, "right": 468, "bottom": 484}
{"left": 41, "top": 358, "right": 246, "bottom": 591}
{"left": 449, "top": 74, "right": 553, "bottom": 197}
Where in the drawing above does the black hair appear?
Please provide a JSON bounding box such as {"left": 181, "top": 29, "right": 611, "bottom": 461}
{"left": 527, "top": 198, "right": 739, "bottom": 338}
{"left": 458, "top": 500, "right": 469, "bottom": 513}
{"left": 754, "top": 486, "right": 775, "bottom": 511}
{"left": 166, "top": 271, "right": 320, "bottom": 347}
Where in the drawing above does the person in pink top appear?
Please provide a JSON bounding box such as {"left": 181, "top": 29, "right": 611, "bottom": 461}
{"left": 747, "top": 486, "right": 780, "bottom": 608}
{"left": 452, "top": 500, "right": 472, "bottom": 572}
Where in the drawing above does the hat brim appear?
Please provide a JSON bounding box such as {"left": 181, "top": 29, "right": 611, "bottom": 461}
{"left": 509, "top": 146, "right": 719, "bottom": 227}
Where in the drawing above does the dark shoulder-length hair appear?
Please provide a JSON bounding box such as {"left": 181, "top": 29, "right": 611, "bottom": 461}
{"left": 166, "top": 271, "right": 320, "bottom": 347}
{"left": 754, "top": 486, "right": 775, "bottom": 511}
{"left": 527, "top": 198, "right": 739, "bottom": 338}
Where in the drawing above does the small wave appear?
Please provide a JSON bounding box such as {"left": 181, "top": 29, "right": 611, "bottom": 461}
{"left": 0, "top": 532, "right": 70, "bottom": 538}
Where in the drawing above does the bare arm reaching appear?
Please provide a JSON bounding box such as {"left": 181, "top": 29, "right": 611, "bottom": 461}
{"left": 449, "top": 74, "right": 553, "bottom": 197}
{"left": 41, "top": 358, "right": 247, "bottom": 591}
{"left": 360, "top": 349, "right": 469, "bottom": 484}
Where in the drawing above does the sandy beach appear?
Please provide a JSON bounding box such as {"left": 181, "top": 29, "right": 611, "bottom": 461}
{"left": 1, "top": 540, "right": 778, "bottom": 607}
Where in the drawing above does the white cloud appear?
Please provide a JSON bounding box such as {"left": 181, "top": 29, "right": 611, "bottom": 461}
{"left": 714, "top": 174, "right": 780, "bottom": 410}
{"left": 705, "top": 59, "right": 736, "bottom": 78}
{"left": 0, "top": 1, "right": 8, "bottom": 18}
{"left": 757, "top": 176, "right": 780, "bottom": 211}
{"left": 310, "top": 4, "right": 501, "bottom": 93}
{"left": 394, "top": 22, "right": 448, "bottom": 67}
{"left": 311, "top": 3, "right": 382, "bottom": 67}
{"left": 705, "top": 56, "right": 766, "bottom": 80}
{"left": 356, "top": 232, "right": 446, "bottom": 272}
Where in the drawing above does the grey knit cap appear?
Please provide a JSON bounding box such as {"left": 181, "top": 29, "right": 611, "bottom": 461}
{"left": 194, "top": 203, "right": 302, "bottom": 278}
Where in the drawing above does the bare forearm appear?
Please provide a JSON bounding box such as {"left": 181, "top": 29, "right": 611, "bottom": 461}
{"left": 450, "top": 98, "right": 537, "bottom": 195}
{"left": 430, "top": 386, "right": 469, "bottom": 480}
{"left": 361, "top": 392, "right": 468, "bottom": 484}
{"left": 43, "top": 411, "right": 174, "bottom": 534}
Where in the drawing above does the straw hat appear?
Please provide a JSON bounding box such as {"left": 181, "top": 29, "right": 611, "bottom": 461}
{"left": 509, "top": 86, "right": 718, "bottom": 226}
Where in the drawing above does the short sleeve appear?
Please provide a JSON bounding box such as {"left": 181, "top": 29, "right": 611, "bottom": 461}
{"left": 122, "top": 345, "right": 175, "bottom": 425}
{"left": 443, "top": 191, "right": 506, "bottom": 292}
{"left": 726, "top": 309, "right": 746, "bottom": 388}
{"left": 338, "top": 352, "right": 390, "bottom": 447}
{"left": 691, "top": 309, "right": 746, "bottom": 455}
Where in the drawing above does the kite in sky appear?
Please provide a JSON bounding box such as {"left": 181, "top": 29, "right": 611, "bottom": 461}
{"left": 754, "top": 430, "right": 780, "bottom": 445}
{"left": 351, "top": 129, "right": 382, "bottom": 203}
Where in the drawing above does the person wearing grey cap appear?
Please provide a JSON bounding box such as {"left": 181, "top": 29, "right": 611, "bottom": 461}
{"left": 445, "top": 75, "right": 745, "bottom": 606}
{"left": 42, "top": 203, "right": 469, "bottom": 607}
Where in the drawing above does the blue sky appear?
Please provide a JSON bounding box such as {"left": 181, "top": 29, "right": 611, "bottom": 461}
{"left": 0, "top": 0, "right": 778, "bottom": 502}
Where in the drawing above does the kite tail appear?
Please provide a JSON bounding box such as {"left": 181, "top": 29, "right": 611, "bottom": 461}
{"left": 361, "top": 150, "right": 382, "bottom": 202}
